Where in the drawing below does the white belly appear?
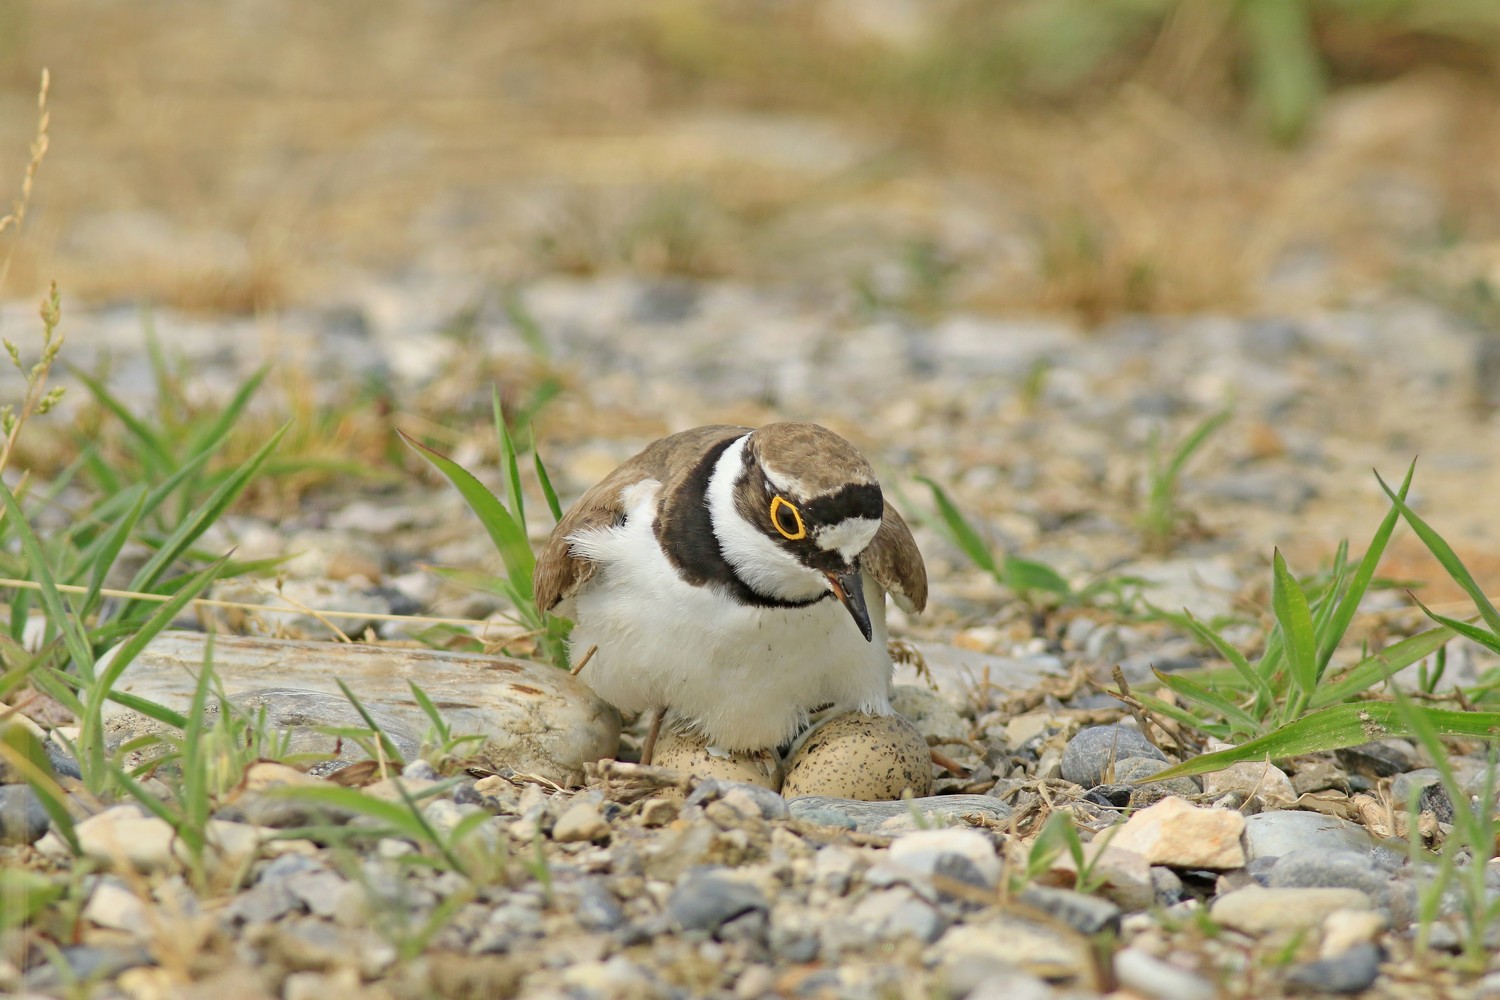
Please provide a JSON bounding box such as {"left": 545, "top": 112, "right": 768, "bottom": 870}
{"left": 563, "top": 489, "right": 893, "bottom": 751}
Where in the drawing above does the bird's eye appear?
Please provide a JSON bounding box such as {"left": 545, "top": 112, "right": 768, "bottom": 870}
{"left": 769, "top": 495, "right": 806, "bottom": 540}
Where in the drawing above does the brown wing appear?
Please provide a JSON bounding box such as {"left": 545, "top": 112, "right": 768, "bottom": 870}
{"left": 864, "top": 501, "right": 927, "bottom": 614}
{"left": 533, "top": 425, "right": 750, "bottom": 613}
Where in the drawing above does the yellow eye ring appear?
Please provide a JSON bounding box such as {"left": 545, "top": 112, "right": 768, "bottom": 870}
{"left": 769, "top": 495, "right": 806, "bottom": 540}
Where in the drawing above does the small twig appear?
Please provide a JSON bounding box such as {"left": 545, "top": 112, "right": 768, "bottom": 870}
{"left": 570, "top": 644, "right": 598, "bottom": 676}
{"left": 929, "top": 747, "right": 970, "bottom": 777}
{"left": 1109, "top": 664, "right": 1168, "bottom": 753}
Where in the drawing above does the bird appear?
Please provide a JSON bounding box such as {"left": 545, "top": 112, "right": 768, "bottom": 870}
{"left": 533, "top": 422, "right": 927, "bottom": 758}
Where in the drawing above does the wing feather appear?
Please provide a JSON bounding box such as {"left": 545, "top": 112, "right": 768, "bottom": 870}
{"left": 532, "top": 425, "right": 749, "bottom": 613}
{"left": 864, "top": 501, "right": 927, "bottom": 614}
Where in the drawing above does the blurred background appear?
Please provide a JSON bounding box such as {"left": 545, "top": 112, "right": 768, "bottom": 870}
{"left": 3, "top": 0, "right": 1500, "bottom": 323}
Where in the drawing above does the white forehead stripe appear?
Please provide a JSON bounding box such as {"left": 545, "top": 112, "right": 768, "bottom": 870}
{"left": 762, "top": 465, "right": 809, "bottom": 498}
{"left": 814, "top": 517, "right": 881, "bottom": 562}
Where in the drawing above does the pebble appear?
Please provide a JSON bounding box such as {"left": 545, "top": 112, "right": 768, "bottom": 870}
{"left": 1209, "top": 885, "right": 1372, "bottom": 935}
{"left": 935, "top": 919, "right": 1087, "bottom": 980}
{"left": 570, "top": 878, "right": 627, "bottom": 933}
{"left": 889, "top": 684, "right": 970, "bottom": 745}
{"left": 685, "top": 779, "right": 790, "bottom": 821}
{"left": 1200, "top": 753, "right": 1297, "bottom": 809}
{"left": 82, "top": 877, "right": 147, "bottom": 933}
{"left": 666, "top": 870, "right": 769, "bottom": 936}
{"left": 22, "top": 945, "right": 153, "bottom": 993}
{"left": 1017, "top": 885, "right": 1121, "bottom": 935}
{"left": 1284, "top": 941, "right": 1383, "bottom": 994}
{"left": 1114, "top": 948, "right": 1217, "bottom": 1000}
{"left": 553, "top": 800, "right": 609, "bottom": 843}
{"left": 1320, "top": 910, "right": 1388, "bottom": 957}
{"left": 833, "top": 886, "right": 946, "bottom": 948}
{"left": 1268, "top": 849, "right": 1391, "bottom": 901}
{"left": 1242, "top": 810, "right": 1375, "bottom": 861}
{"left": 785, "top": 794, "right": 1011, "bottom": 834}
{"left": 0, "top": 784, "right": 51, "bottom": 845}
{"left": 1061, "top": 724, "right": 1167, "bottom": 786}
{"left": 886, "top": 828, "right": 1003, "bottom": 889}
{"left": 1114, "top": 756, "right": 1201, "bottom": 802}
{"left": 1108, "top": 796, "right": 1246, "bottom": 870}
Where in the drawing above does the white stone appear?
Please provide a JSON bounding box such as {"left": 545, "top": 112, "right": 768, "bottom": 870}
{"left": 1210, "top": 886, "right": 1372, "bottom": 935}
{"left": 1108, "top": 796, "right": 1246, "bottom": 870}
{"left": 553, "top": 801, "right": 608, "bottom": 843}
{"left": 889, "top": 828, "right": 1002, "bottom": 888}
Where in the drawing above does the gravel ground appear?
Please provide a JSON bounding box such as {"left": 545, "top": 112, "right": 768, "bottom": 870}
{"left": 4, "top": 277, "right": 1500, "bottom": 998}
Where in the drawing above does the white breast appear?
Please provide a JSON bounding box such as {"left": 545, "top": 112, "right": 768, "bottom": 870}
{"left": 564, "top": 481, "right": 894, "bottom": 751}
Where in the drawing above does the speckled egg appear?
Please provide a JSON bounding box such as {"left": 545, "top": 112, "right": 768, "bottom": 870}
{"left": 781, "top": 712, "right": 933, "bottom": 800}
{"left": 651, "top": 727, "right": 784, "bottom": 791}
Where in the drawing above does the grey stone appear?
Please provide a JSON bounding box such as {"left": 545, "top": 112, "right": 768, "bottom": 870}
{"left": 891, "top": 644, "right": 1065, "bottom": 710}
{"left": 1114, "top": 948, "right": 1217, "bottom": 1000}
{"left": 1115, "top": 756, "right": 1201, "bottom": 802}
{"left": 685, "top": 779, "right": 789, "bottom": 821}
{"left": 886, "top": 828, "right": 1002, "bottom": 889}
{"left": 1336, "top": 740, "right": 1418, "bottom": 779}
{"left": 1017, "top": 885, "right": 1121, "bottom": 935}
{"left": 1061, "top": 725, "right": 1167, "bottom": 787}
{"left": 1151, "top": 866, "right": 1186, "bottom": 906}
{"left": 97, "top": 631, "right": 620, "bottom": 785}
{"left": 666, "top": 871, "right": 768, "bottom": 936}
{"left": 0, "top": 784, "right": 52, "bottom": 845}
{"left": 1389, "top": 768, "right": 1441, "bottom": 806}
{"left": 1243, "top": 810, "right": 1374, "bottom": 862}
{"left": 22, "top": 944, "right": 153, "bottom": 992}
{"left": 1284, "top": 942, "right": 1382, "bottom": 994}
{"left": 1268, "top": 849, "right": 1391, "bottom": 901}
{"left": 786, "top": 794, "right": 1011, "bottom": 834}
{"left": 570, "top": 878, "right": 626, "bottom": 933}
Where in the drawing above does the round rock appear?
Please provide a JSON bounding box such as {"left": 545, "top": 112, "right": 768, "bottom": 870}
{"left": 1062, "top": 725, "right": 1167, "bottom": 787}
{"left": 0, "top": 784, "right": 52, "bottom": 845}
{"left": 1267, "top": 848, "right": 1391, "bottom": 902}
{"left": 781, "top": 712, "right": 932, "bottom": 800}
{"left": 666, "top": 871, "right": 769, "bottom": 936}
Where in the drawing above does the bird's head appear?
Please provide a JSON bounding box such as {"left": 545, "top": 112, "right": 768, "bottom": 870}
{"left": 712, "top": 423, "right": 885, "bottom": 640}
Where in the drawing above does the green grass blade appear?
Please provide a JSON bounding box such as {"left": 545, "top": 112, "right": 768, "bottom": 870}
{"left": 1002, "top": 555, "right": 1072, "bottom": 598}
{"left": 1132, "top": 691, "right": 1232, "bottom": 740}
{"left": 123, "top": 422, "right": 289, "bottom": 614}
{"left": 1151, "top": 702, "right": 1500, "bottom": 781}
{"left": 181, "top": 366, "right": 267, "bottom": 461}
{"left": 1318, "top": 464, "right": 1413, "bottom": 672}
{"left": 1377, "top": 467, "right": 1500, "bottom": 635}
{"left": 1162, "top": 409, "right": 1232, "bottom": 485}
{"left": 334, "top": 677, "right": 407, "bottom": 766}
{"left": 270, "top": 784, "right": 431, "bottom": 841}
{"left": 409, "top": 681, "right": 453, "bottom": 746}
{"left": 493, "top": 387, "right": 526, "bottom": 529}
{"left": 1310, "top": 625, "right": 1457, "bottom": 708}
{"left": 0, "top": 478, "right": 97, "bottom": 685}
{"left": 1179, "top": 610, "right": 1277, "bottom": 710}
{"left": 1152, "top": 669, "right": 1264, "bottom": 737}
{"left": 81, "top": 557, "right": 228, "bottom": 788}
{"left": 533, "top": 437, "right": 564, "bottom": 524}
{"left": 69, "top": 368, "right": 174, "bottom": 475}
{"left": 181, "top": 636, "right": 216, "bottom": 835}
{"left": 79, "top": 485, "right": 148, "bottom": 620}
{"left": 1271, "top": 549, "right": 1317, "bottom": 708}
{"left": 915, "top": 476, "right": 999, "bottom": 578}
{"left": 400, "top": 430, "right": 535, "bottom": 597}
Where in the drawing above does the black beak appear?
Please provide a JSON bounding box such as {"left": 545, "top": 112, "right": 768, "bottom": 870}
{"left": 824, "top": 568, "right": 873, "bottom": 642}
